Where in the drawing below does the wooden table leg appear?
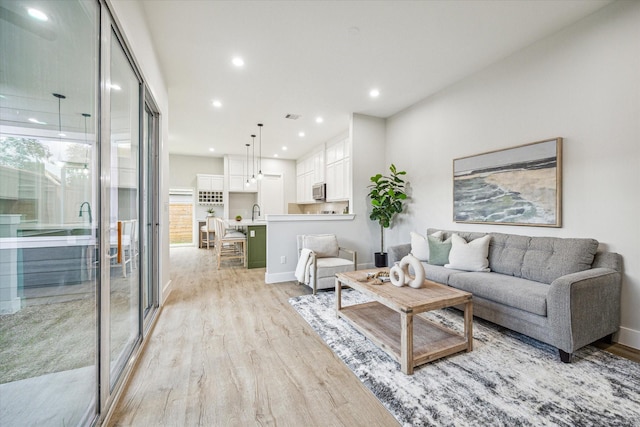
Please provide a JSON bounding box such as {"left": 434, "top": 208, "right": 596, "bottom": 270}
{"left": 335, "top": 277, "right": 342, "bottom": 319}
{"left": 464, "top": 300, "right": 473, "bottom": 352}
{"left": 401, "top": 311, "right": 414, "bottom": 374}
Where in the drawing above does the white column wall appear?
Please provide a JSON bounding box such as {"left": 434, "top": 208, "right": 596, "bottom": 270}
{"left": 265, "top": 114, "right": 386, "bottom": 280}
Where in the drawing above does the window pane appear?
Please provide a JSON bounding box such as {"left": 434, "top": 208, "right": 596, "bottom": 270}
{"left": 108, "top": 30, "right": 140, "bottom": 389}
{"left": 0, "top": 0, "right": 99, "bottom": 424}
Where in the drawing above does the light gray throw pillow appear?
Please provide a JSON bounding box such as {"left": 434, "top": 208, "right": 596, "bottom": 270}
{"left": 303, "top": 234, "right": 339, "bottom": 258}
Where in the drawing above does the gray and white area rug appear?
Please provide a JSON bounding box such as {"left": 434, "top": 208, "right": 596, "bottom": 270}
{"left": 289, "top": 290, "right": 640, "bottom": 427}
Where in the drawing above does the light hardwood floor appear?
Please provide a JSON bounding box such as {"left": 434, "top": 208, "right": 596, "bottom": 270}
{"left": 108, "top": 247, "right": 399, "bottom": 426}
{"left": 109, "top": 246, "right": 639, "bottom": 426}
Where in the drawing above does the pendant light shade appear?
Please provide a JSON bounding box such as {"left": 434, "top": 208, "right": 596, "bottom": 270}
{"left": 257, "top": 123, "right": 264, "bottom": 180}
{"left": 245, "top": 143, "right": 250, "bottom": 187}
{"left": 53, "top": 93, "right": 66, "bottom": 137}
{"left": 82, "top": 113, "right": 91, "bottom": 176}
{"left": 250, "top": 134, "right": 257, "bottom": 183}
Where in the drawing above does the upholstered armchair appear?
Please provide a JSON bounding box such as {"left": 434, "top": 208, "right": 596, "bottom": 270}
{"left": 296, "top": 234, "right": 357, "bottom": 294}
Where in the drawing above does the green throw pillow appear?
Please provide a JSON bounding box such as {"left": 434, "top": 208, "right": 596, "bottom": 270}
{"left": 428, "top": 235, "right": 452, "bottom": 266}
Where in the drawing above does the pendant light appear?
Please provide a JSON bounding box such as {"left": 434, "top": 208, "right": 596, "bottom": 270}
{"left": 245, "top": 143, "right": 250, "bottom": 187}
{"left": 250, "top": 134, "right": 257, "bottom": 183}
{"left": 257, "top": 123, "right": 264, "bottom": 180}
{"left": 53, "top": 93, "right": 66, "bottom": 137}
{"left": 82, "top": 113, "right": 91, "bottom": 175}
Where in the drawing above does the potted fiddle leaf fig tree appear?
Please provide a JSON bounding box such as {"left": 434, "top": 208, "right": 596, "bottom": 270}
{"left": 367, "top": 164, "right": 407, "bottom": 267}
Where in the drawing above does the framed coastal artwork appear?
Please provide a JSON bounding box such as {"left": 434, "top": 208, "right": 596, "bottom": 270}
{"left": 453, "top": 138, "right": 562, "bottom": 227}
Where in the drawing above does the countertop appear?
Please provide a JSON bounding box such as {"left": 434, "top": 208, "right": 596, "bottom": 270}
{"left": 226, "top": 219, "right": 267, "bottom": 226}
{"left": 266, "top": 214, "right": 355, "bottom": 222}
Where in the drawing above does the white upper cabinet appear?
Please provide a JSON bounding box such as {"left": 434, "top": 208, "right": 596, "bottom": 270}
{"left": 197, "top": 174, "right": 223, "bottom": 191}
{"left": 226, "top": 156, "right": 257, "bottom": 192}
{"left": 324, "top": 137, "right": 350, "bottom": 201}
{"left": 196, "top": 174, "right": 224, "bottom": 205}
{"left": 295, "top": 137, "right": 350, "bottom": 203}
{"left": 295, "top": 148, "right": 325, "bottom": 202}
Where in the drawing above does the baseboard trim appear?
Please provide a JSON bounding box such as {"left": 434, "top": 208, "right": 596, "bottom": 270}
{"left": 616, "top": 326, "right": 640, "bottom": 350}
{"left": 265, "top": 271, "right": 296, "bottom": 284}
{"left": 161, "top": 279, "right": 173, "bottom": 305}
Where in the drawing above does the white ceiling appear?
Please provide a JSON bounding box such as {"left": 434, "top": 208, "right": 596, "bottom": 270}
{"left": 139, "top": 0, "right": 612, "bottom": 160}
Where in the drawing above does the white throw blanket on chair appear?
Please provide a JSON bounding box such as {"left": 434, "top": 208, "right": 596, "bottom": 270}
{"left": 295, "top": 248, "right": 314, "bottom": 284}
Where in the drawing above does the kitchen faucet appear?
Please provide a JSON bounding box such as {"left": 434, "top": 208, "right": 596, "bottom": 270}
{"left": 252, "top": 203, "right": 261, "bottom": 221}
{"left": 79, "top": 201, "right": 92, "bottom": 224}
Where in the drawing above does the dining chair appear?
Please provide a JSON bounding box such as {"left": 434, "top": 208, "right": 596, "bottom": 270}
{"left": 108, "top": 220, "right": 132, "bottom": 278}
{"left": 213, "top": 217, "right": 246, "bottom": 269}
{"left": 200, "top": 216, "right": 216, "bottom": 249}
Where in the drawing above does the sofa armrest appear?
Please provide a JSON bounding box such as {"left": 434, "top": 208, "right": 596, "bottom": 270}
{"left": 338, "top": 247, "right": 357, "bottom": 268}
{"left": 547, "top": 268, "right": 622, "bottom": 353}
{"left": 388, "top": 243, "right": 411, "bottom": 266}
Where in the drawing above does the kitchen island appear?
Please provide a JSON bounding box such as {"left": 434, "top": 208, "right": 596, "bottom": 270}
{"left": 225, "top": 219, "right": 267, "bottom": 269}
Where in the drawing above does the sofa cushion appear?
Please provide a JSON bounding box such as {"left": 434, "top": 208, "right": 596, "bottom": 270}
{"left": 448, "top": 272, "right": 549, "bottom": 316}
{"left": 303, "top": 234, "right": 339, "bottom": 258}
{"left": 487, "top": 233, "right": 531, "bottom": 277}
{"left": 445, "top": 234, "right": 491, "bottom": 272}
{"left": 422, "top": 262, "right": 464, "bottom": 285}
{"left": 314, "top": 257, "right": 354, "bottom": 278}
{"left": 521, "top": 237, "right": 598, "bottom": 284}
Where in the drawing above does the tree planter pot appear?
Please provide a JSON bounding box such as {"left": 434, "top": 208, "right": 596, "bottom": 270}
{"left": 374, "top": 252, "right": 388, "bottom": 268}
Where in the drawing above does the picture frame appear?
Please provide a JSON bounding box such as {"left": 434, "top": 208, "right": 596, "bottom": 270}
{"left": 453, "top": 138, "right": 562, "bottom": 227}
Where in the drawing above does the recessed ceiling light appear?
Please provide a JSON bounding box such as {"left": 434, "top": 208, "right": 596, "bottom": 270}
{"left": 27, "top": 8, "right": 48, "bottom": 21}
{"left": 282, "top": 146, "right": 288, "bottom": 151}
{"left": 209, "top": 148, "right": 215, "bottom": 152}
{"left": 212, "top": 100, "right": 222, "bottom": 108}
{"left": 232, "top": 57, "right": 244, "bottom": 67}
{"left": 273, "top": 154, "right": 279, "bottom": 158}
{"left": 315, "top": 117, "right": 323, "bottom": 124}
{"left": 298, "top": 131, "right": 305, "bottom": 137}
{"left": 28, "top": 118, "right": 46, "bottom": 125}
{"left": 369, "top": 88, "right": 380, "bottom": 98}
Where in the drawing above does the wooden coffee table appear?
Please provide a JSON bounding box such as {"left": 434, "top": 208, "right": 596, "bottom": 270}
{"left": 335, "top": 269, "right": 473, "bottom": 374}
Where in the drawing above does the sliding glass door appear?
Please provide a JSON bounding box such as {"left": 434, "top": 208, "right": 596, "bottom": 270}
{"left": 107, "top": 29, "right": 141, "bottom": 390}
{"left": 1, "top": 0, "right": 160, "bottom": 424}
{"left": 0, "top": 0, "right": 99, "bottom": 425}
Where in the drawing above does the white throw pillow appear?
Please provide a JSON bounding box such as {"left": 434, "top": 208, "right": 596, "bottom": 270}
{"left": 410, "top": 230, "right": 443, "bottom": 261}
{"left": 445, "top": 234, "right": 491, "bottom": 272}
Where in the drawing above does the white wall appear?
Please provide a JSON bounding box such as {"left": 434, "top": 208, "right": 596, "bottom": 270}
{"left": 384, "top": 1, "right": 640, "bottom": 348}
{"left": 109, "top": 0, "right": 172, "bottom": 300}
{"left": 259, "top": 157, "right": 297, "bottom": 208}
{"left": 169, "top": 154, "right": 224, "bottom": 188}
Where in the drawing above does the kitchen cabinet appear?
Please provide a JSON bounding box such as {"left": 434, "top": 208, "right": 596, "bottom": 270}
{"left": 197, "top": 174, "right": 223, "bottom": 191}
{"left": 324, "top": 138, "right": 350, "bottom": 201}
{"left": 226, "top": 156, "right": 257, "bottom": 192}
{"left": 296, "top": 149, "right": 324, "bottom": 203}
{"left": 247, "top": 224, "right": 266, "bottom": 269}
{"left": 197, "top": 174, "right": 224, "bottom": 205}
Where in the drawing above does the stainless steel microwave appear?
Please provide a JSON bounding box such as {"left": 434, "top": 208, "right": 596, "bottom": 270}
{"left": 312, "top": 183, "right": 326, "bottom": 201}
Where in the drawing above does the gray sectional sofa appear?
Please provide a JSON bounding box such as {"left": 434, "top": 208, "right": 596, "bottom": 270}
{"left": 388, "top": 228, "right": 623, "bottom": 362}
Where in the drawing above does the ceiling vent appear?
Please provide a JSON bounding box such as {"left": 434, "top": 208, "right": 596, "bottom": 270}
{"left": 285, "top": 113, "right": 301, "bottom": 120}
